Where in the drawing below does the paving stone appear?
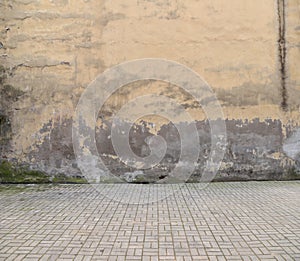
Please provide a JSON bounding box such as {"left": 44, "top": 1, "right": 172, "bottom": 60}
{"left": 0, "top": 182, "right": 299, "bottom": 260}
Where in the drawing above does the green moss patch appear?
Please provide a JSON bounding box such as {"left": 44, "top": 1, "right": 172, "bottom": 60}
{"left": 0, "top": 160, "right": 87, "bottom": 184}
{"left": 51, "top": 174, "right": 87, "bottom": 184}
{"left": 0, "top": 161, "right": 49, "bottom": 183}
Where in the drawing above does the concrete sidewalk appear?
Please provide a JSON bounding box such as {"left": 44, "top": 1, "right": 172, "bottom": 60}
{"left": 0, "top": 182, "right": 299, "bottom": 260}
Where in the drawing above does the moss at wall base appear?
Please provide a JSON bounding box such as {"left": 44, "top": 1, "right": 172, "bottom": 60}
{"left": 0, "top": 160, "right": 87, "bottom": 184}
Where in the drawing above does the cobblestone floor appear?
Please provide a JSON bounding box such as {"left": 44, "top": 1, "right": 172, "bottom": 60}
{"left": 0, "top": 181, "right": 299, "bottom": 261}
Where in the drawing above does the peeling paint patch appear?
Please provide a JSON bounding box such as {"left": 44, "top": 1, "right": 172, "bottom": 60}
{"left": 28, "top": 118, "right": 81, "bottom": 176}
{"left": 95, "top": 118, "right": 299, "bottom": 182}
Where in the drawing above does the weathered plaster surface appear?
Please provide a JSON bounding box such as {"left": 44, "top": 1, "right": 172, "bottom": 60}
{"left": 0, "top": 0, "right": 299, "bottom": 181}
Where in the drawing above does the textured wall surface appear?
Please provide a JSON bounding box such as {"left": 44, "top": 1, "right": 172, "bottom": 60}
{"left": 0, "top": 0, "right": 299, "bottom": 182}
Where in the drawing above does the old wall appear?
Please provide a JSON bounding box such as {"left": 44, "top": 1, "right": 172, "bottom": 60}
{"left": 0, "top": 0, "right": 299, "bottom": 182}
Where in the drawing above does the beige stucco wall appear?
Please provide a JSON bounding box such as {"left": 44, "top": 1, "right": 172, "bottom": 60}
{"left": 0, "top": 0, "right": 299, "bottom": 181}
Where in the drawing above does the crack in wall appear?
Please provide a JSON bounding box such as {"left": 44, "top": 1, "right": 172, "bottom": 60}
{"left": 11, "top": 62, "right": 71, "bottom": 71}
{"left": 277, "top": 0, "right": 288, "bottom": 111}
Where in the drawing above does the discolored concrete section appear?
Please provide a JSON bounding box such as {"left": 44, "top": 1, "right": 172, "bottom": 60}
{"left": 0, "top": 181, "right": 299, "bottom": 260}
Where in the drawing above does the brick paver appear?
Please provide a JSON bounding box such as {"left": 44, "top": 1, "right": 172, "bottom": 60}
{"left": 0, "top": 182, "right": 299, "bottom": 260}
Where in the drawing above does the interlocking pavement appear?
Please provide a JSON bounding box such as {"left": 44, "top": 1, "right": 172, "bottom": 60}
{"left": 0, "top": 181, "right": 299, "bottom": 260}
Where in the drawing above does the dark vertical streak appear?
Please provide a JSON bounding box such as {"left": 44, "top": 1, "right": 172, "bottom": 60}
{"left": 277, "top": 0, "right": 288, "bottom": 111}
